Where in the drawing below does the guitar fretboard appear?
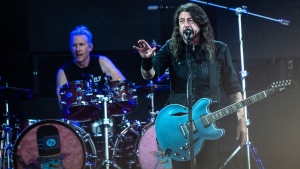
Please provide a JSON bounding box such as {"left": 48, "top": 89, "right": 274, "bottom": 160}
{"left": 200, "top": 88, "right": 275, "bottom": 126}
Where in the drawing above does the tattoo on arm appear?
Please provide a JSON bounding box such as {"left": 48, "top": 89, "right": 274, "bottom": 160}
{"left": 229, "top": 92, "right": 245, "bottom": 120}
{"left": 141, "top": 67, "right": 155, "bottom": 79}
{"left": 228, "top": 92, "right": 243, "bottom": 104}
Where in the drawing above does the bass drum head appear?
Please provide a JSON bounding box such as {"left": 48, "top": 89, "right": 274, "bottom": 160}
{"left": 138, "top": 122, "right": 172, "bottom": 169}
{"left": 112, "top": 121, "right": 172, "bottom": 169}
{"left": 13, "top": 119, "right": 89, "bottom": 169}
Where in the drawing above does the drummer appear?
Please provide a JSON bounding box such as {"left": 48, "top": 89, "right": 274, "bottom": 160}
{"left": 56, "top": 25, "right": 126, "bottom": 109}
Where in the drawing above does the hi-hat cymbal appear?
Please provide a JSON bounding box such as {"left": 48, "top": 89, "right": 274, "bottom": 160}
{"left": 0, "top": 87, "right": 39, "bottom": 101}
{"left": 135, "top": 83, "right": 169, "bottom": 93}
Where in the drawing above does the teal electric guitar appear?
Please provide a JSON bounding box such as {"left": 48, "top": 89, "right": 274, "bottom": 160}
{"left": 155, "top": 80, "right": 295, "bottom": 162}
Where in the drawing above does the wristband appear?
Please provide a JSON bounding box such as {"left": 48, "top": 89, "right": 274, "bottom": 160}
{"left": 141, "top": 58, "right": 153, "bottom": 71}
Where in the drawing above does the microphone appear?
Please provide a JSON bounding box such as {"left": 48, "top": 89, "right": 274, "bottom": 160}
{"left": 148, "top": 5, "right": 174, "bottom": 10}
{"left": 279, "top": 19, "right": 290, "bottom": 26}
{"left": 183, "top": 29, "right": 192, "bottom": 36}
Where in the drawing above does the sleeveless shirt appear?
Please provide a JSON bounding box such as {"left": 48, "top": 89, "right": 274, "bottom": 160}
{"left": 61, "top": 55, "right": 105, "bottom": 87}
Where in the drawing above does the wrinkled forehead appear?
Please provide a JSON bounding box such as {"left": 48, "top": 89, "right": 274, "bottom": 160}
{"left": 178, "top": 12, "right": 192, "bottom": 20}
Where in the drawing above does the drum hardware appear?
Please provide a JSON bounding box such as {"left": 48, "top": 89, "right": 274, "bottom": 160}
{"left": 156, "top": 68, "right": 169, "bottom": 83}
{"left": 0, "top": 84, "right": 39, "bottom": 169}
{"left": 117, "top": 116, "right": 131, "bottom": 131}
{"left": 97, "top": 94, "right": 121, "bottom": 169}
{"left": 135, "top": 80, "right": 169, "bottom": 93}
{"left": 134, "top": 39, "right": 160, "bottom": 56}
{"left": 150, "top": 39, "right": 161, "bottom": 49}
{"left": 60, "top": 79, "right": 138, "bottom": 121}
{"left": 102, "top": 79, "right": 138, "bottom": 116}
{"left": 72, "top": 124, "right": 99, "bottom": 169}
{"left": 136, "top": 80, "right": 169, "bottom": 122}
{"left": 7, "top": 147, "right": 39, "bottom": 169}
{"left": 59, "top": 80, "right": 101, "bottom": 122}
{"left": 87, "top": 117, "right": 117, "bottom": 138}
{"left": 113, "top": 122, "right": 141, "bottom": 169}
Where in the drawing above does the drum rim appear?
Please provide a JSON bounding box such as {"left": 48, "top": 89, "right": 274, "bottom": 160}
{"left": 13, "top": 119, "right": 87, "bottom": 169}
{"left": 62, "top": 104, "right": 101, "bottom": 122}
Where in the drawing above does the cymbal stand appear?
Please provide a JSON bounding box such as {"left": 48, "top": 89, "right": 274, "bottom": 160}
{"left": 146, "top": 80, "right": 159, "bottom": 122}
{"left": 97, "top": 94, "right": 121, "bottom": 169}
{"left": 1, "top": 84, "right": 13, "bottom": 169}
{"left": 191, "top": 0, "right": 290, "bottom": 168}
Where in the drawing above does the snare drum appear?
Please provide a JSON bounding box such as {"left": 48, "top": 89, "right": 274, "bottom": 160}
{"left": 13, "top": 119, "right": 98, "bottom": 169}
{"left": 103, "top": 80, "right": 137, "bottom": 116}
{"left": 60, "top": 80, "right": 101, "bottom": 121}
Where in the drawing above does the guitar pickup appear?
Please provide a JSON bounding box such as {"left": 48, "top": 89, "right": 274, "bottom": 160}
{"left": 184, "top": 121, "right": 197, "bottom": 134}
{"left": 179, "top": 124, "right": 187, "bottom": 138}
{"left": 200, "top": 115, "right": 209, "bottom": 127}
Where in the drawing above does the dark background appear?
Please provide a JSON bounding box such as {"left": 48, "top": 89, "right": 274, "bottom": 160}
{"left": 1, "top": 0, "right": 300, "bottom": 168}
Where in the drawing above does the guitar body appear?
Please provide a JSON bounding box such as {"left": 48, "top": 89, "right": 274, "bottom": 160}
{"left": 155, "top": 98, "right": 224, "bottom": 162}
{"left": 155, "top": 80, "right": 294, "bottom": 161}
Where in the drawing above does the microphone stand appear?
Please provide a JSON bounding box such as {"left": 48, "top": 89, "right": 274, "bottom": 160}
{"left": 190, "top": 0, "right": 290, "bottom": 168}
{"left": 185, "top": 33, "right": 195, "bottom": 169}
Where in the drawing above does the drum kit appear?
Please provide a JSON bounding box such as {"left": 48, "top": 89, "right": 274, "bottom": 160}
{"left": 0, "top": 76, "right": 172, "bottom": 169}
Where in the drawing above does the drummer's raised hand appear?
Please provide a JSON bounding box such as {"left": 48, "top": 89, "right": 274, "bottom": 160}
{"left": 133, "top": 39, "right": 156, "bottom": 59}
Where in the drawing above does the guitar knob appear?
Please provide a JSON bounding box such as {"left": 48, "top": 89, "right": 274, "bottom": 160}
{"left": 174, "top": 152, "right": 179, "bottom": 156}
{"left": 186, "top": 143, "right": 190, "bottom": 149}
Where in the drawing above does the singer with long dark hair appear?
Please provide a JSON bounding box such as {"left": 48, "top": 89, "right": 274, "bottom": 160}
{"left": 133, "top": 3, "right": 247, "bottom": 169}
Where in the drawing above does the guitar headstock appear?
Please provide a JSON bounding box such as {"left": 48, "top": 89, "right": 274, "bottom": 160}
{"left": 268, "top": 79, "right": 296, "bottom": 93}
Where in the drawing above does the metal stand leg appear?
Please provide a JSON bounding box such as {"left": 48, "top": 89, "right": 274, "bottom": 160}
{"left": 147, "top": 92, "right": 157, "bottom": 123}
{"left": 103, "top": 96, "right": 110, "bottom": 169}
{"left": 98, "top": 95, "right": 121, "bottom": 169}
{"left": 1, "top": 99, "right": 13, "bottom": 169}
{"left": 219, "top": 142, "right": 265, "bottom": 169}
{"left": 146, "top": 80, "right": 160, "bottom": 123}
{"left": 219, "top": 146, "right": 243, "bottom": 169}
{"left": 248, "top": 142, "right": 265, "bottom": 169}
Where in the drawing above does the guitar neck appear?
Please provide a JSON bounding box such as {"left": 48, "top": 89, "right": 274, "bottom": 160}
{"left": 201, "top": 88, "right": 275, "bottom": 126}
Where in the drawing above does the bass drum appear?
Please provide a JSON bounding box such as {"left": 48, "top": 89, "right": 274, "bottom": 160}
{"left": 13, "top": 119, "right": 98, "bottom": 169}
{"left": 113, "top": 122, "right": 172, "bottom": 169}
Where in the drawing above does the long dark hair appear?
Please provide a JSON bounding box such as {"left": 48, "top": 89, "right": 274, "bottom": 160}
{"left": 169, "top": 3, "right": 215, "bottom": 62}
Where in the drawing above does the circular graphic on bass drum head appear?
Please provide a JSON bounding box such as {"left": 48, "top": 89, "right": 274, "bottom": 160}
{"left": 13, "top": 119, "right": 86, "bottom": 169}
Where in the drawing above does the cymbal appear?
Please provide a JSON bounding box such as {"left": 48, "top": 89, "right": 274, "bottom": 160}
{"left": 0, "top": 86, "right": 39, "bottom": 101}
{"left": 135, "top": 83, "right": 169, "bottom": 93}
